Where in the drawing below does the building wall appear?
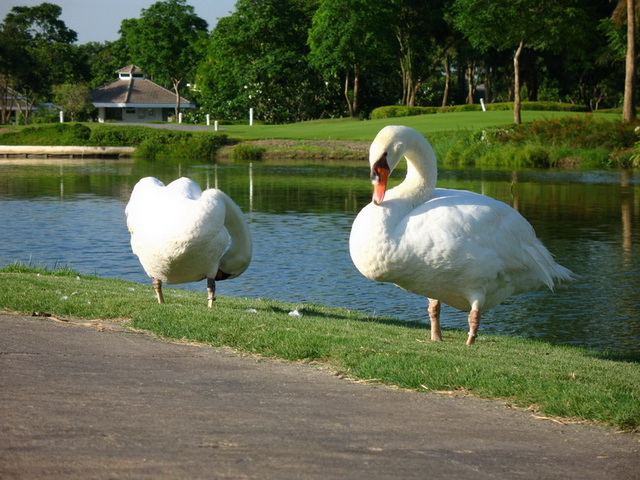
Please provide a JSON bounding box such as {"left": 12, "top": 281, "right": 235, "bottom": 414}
{"left": 97, "top": 107, "right": 172, "bottom": 123}
{"left": 122, "top": 107, "right": 162, "bottom": 122}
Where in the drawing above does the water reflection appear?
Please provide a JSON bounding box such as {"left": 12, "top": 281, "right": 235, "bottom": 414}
{"left": 0, "top": 158, "right": 638, "bottom": 358}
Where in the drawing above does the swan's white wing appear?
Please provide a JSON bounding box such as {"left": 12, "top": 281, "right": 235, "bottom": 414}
{"left": 126, "top": 178, "right": 229, "bottom": 284}
{"left": 395, "top": 189, "right": 567, "bottom": 309}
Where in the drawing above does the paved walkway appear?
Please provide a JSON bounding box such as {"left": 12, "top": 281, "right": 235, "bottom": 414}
{"left": 117, "top": 122, "right": 221, "bottom": 131}
{"left": 1, "top": 312, "right": 638, "bottom": 479}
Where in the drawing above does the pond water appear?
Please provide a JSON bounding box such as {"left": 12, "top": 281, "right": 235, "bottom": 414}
{"left": 0, "top": 157, "right": 638, "bottom": 358}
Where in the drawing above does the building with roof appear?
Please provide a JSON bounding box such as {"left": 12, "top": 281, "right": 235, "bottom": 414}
{"left": 90, "top": 65, "right": 195, "bottom": 123}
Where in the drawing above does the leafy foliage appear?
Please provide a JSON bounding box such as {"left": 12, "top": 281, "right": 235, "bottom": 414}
{"left": 52, "top": 83, "right": 95, "bottom": 121}
{"left": 119, "top": 0, "right": 208, "bottom": 118}
{"left": 198, "top": 0, "right": 323, "bottom": 123}
{"left": 444, "top": 116, "right": 639, "bottom": 168}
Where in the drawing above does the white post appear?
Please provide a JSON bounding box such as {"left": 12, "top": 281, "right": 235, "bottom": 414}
{"left": 59, "top": 111, "right": 64, "bottom": 123}
{"left": 206, "top": 114, "right": 210, "bottom": 126}
{"left": 480, "top": 98, "right": 486, "bottom": 112}
{"left": 178, "top": 112, "right": 183, "bottom": 124}
{"left": 249, "top": 108, "right": 253, "bottom": 126}
{"left": 214, "top": 120, "right": 219, "bottom": 131}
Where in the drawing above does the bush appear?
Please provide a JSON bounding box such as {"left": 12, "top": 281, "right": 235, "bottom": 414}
{"left": 370, "top": 105, "right": 438, "bottom": 119}
{"left": 488, "top": 116, "right": 637, "bottom": 150}
{"left": 0, "top": 123, "right": 91, "bottom": 145}
{"left": 133, "top": 133, "right": 229, "bottom": 161}
{"left": 59, "top": 123, "right": 92, "bottom": 144}
{"left": 231, "top": 143, "right": 266, "bottom": 161}
{"left": 89, "top": 126, "right": 179, "bottom": 146}
{"left": 370, "top": 101, "right": 588, "bottom": 119}
{"left": 445, "top": 117, "right": 638, "bottom": 168}
{"left": 475, "top": 145, "right": 552, "bottom": 168}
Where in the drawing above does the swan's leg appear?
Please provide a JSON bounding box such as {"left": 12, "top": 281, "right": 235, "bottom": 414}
{"left": 207, "top": 278, "right": 216, "bottom": 308}
{"left": 152, "top": 278, "right": 164, "bottom": 304}
{"left": 428, "top": 299, "right": 442, "bottom": 341}
{"left": 466, "top": 308, "right": 480, "bottom": 345}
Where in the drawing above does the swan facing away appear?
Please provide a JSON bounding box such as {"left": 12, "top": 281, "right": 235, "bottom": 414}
{"left": 349, "top": 126, "right": 574, "bottom": 345}
{"left": 126, "top": 177, "right": 252, "bottom": 307}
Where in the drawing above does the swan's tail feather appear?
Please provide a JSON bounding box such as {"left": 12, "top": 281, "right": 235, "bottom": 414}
{"left": 523, "top": 244, "right": 575, "bottom": 290}
{"left": 215, "top": 190, "right": 252, "bottom": 278}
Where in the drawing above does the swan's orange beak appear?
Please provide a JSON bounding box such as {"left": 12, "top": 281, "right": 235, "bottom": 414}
{"left": 371, "top": 157, "right": 390, "bottom": 205}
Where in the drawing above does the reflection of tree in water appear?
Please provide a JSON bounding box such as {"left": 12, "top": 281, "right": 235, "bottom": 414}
{"left": 620, "top": 169, "right": 635, "bottom": 267}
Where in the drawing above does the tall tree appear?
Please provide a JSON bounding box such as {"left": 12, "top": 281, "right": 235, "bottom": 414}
{"left": 308, "top": 0, "right": 391, "bottom": 116}
{"left": 453, "top": 0, "right": 584, "bottom": 124}
{"left": 119, "top": 0, "right": 208, "bottom": 120}
{"left": 390, "top": 0, "right": 449, "bottom": 106}
{"left": 77, "top": 40, "right": 132, "bottom": 89}
{"left": 621, "top": 0, "right": 637, "bottom": 122}
{"left": 52, "top": 82, "right": 94, "bottom": 121}
{"left": 0, "top": 2, "right": 78, "bottom": 123}
{"left": 199, "top": 0, "right": 321, "bottom": 123}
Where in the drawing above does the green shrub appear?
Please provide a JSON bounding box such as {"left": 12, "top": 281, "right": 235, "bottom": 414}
{"left": 445, "top": 117, "right": 637, "bottom": 168}
{"left": 0, "top": 123, "right": 91, "bottom": 145}
{"left": 134, "top": 139, "right": 164, "bottom": 159}
{"left": 133, "top": 132, "right": 228, "bottom": 161}
{"left": 475, "top": 145, "right": 551, "bottom": 168}
{"left": 231, "top": 143, "right": 266, "bottom": 161}
{"left": 371, "top": 101, "right": 588, "bottom": 120}
{"left": 89, "top": 126, "right": 181, "bottom": 146}
{"left": 59, "top": 123, "right": 91, "bottom": 144}
{"left": 370, "top": 105, "right": 437, "bottom": 119}
{"left": 488, "top": 116, "right": 637, "bottom": 150}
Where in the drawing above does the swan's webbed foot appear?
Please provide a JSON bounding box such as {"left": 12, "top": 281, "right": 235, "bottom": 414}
{"left": 428, "top": 299, "right": 442, "bottom": 341}
{"left": 466, "top": 309, "right": 480, "bottom": 345}
{"left": 152, "top": 278, "right": 164, "bottom": 304}
{"left": 207, "top": 278, "right": 216, "bottom": 308}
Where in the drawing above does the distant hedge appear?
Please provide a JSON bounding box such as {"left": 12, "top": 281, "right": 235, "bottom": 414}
{"left": 0, "top": 123, "right": 229, "bottom": 161}
{"left": 443, "top": 116, "right": 638, "bottom": 169}
{"left": 370, "top": 101, "right": 589, "bottom": 119}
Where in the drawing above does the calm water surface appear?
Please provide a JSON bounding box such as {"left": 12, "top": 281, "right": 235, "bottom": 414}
{"left": 0, "top": 158, "right": 638, "bottom": 358}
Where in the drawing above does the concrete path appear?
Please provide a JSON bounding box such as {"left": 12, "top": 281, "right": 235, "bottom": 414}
{"left": 1, "top": 312, "right": 638, "bottom": 479}
{"left": 117, "top": 122, "right": 220, "bottom": 131}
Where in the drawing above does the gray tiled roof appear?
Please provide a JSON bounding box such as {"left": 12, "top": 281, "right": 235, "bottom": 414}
{"left": 91, "top": 67, "right": 194, "bottom": 107}
{"left": 116, "top": 64, "right": 145, "bottom": 75}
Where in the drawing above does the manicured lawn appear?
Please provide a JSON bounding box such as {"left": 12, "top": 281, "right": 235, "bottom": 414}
{"left": 220, "top": 111, "right": 622, "bottom": 141}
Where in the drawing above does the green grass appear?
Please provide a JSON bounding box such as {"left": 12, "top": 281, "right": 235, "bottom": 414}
{"left": 1, "top": 264, "right": 638, "bottom": 432}
{"left": 218, "top": 111, "right": 622, "bottom": 140}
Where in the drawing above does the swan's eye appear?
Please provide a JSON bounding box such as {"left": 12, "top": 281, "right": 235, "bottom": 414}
{"left": 371, "top": 153, "right": 390, "bottom": 182}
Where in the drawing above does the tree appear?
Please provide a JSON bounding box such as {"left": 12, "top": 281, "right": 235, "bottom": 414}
{"left": 77, "top": 40, "right": 132, "bottom": 89}
{"left": 390, "top": 0, "right": 450, "bottom": 106}
{"left": 453, "top": 0, "right": 584, "bottom": 124}
{"left": 52, "top": 83, "right": 95, "bottom": 121}
{"left": 199, "top": 0, "right": 322, "bottom": 123}
{"left": 0, "top": 2, "right": 78, "bottom": 123}
{"left": 309, "top": 0, "right": 392, "bottom": 116}
{"left": 621, "top": 0, "right": 637, "bottom": 122}
{"left": 119, "top": 0, "right": 208, "bottom": 120}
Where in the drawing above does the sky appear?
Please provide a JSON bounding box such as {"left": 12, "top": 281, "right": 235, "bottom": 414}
{"left": 0, "top": 0, "right": 237, "bottom": 44}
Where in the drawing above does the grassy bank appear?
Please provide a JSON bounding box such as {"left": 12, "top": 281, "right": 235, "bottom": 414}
{"left": 0, "top": 110, "right": 636, "bottom": 167}
{"left": 1, "top": 265, "right": 638, "bottom": 432}
{"left": 0, "top": 123, "right": 230, "bottom": 161}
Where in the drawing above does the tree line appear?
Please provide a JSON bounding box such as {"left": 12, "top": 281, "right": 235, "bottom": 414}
{"left": 0, "top": 0, "right": 637, "bottom": 125}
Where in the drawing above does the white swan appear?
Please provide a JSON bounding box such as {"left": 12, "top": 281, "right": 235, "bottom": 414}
{"left": 349, "top": 126, "right": 574, "bottom": 345}
{"left": 126, "top": 177, "right": 252, "bottom": 307}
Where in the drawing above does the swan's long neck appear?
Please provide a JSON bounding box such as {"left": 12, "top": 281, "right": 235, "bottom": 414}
{"left": 218, "top": 193, "right": 252, "bottom": 278}
{"left": 393, "top": 136, "right": 438, "bottom": 205}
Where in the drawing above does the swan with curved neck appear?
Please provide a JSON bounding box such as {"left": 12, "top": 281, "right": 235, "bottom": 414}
{"left": 350, "top": 126, "right": 574, "bottom": 345}
{"left": 126, "top": 177, "right": 252, "bottom": 307}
